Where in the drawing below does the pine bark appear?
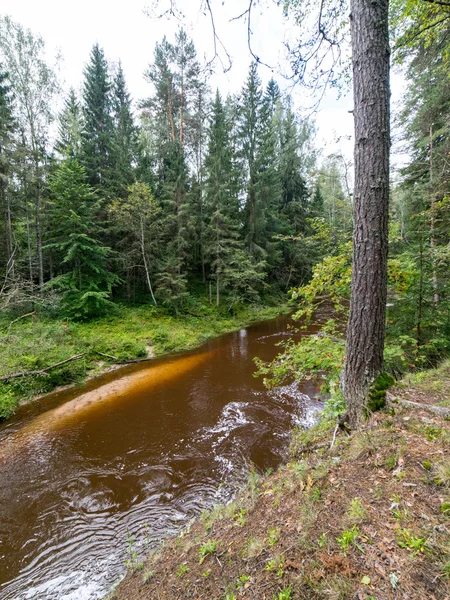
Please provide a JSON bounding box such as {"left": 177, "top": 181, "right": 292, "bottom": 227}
{"left": 344, "top": 0, "right": 391, "bottom": 428}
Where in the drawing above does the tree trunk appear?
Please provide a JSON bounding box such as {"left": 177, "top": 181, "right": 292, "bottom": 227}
{"left": 166, "top": 77, "right": 176, "bottom": 143}
{"left": 429, "top": 124, "right": 439, "bottom": 306}
{"left": 344, "top": 0, "right": 391, "bottom": 429}
{"left": 140, "top": 218, "right": 157, "bottom": 306}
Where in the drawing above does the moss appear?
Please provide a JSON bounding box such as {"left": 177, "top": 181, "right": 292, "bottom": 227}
{"left": 367, "top": 372, "right": 395, "bottom": 414}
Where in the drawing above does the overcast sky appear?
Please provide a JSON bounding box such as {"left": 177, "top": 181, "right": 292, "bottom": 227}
{"left": 0, "top": 0, "right": 406, "bottom": 169}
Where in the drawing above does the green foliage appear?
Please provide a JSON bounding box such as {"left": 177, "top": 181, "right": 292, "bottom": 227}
{"left": 254, "top": 319, "right": 345, "bottom": 392}
{"left": 396, "top": 529, "right": 427, "bottom": 555}
{"left": 46, "top": 158, "right": 119, "bottom": 319}
{"left": 273, "top": 585, "right": 292, "bottom": 600}
{"left": 0, "top": 384, "right": 18, "bottom": 419}
{"left": 176, "top": 563, "right": 189, "bottom": 577}
{"left": 80, "top": 43, "right": 115, "bottom": 192}
{"left": 198, "top": 539, "right": 218, "bottom": 564}
{"left": 336, "top": 525, "right": 360, "bottom": 556}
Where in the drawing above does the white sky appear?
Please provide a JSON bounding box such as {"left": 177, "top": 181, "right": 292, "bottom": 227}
{"left": 0, "top": 0, "right": 406, "bottom": 171}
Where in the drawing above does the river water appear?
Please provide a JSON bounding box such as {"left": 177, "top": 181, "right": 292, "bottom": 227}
{"left": 0, "top": 313, "right": 322, "bottom": 600}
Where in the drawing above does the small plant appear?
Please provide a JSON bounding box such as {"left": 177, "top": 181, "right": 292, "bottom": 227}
{"left": 125, "top": 532, "right": 143, "bottom": 570}
{"left": 317, "top": 532, "right": 328, "bottom": 548}
{"left": 234, "top": 508, "right": 247, "bottom": 527}
{"left": 225, "top": 593, "right": 236, "bottom": 600}
{"left": 273, "top": 585, "right": 292, "bottom": 600}
{"left": 311, "top": 487, "right": 322, "bottom": 501}
{"left": 443, "top": 561, "right": 450, "bottom": 579}
{"left": 389, "top": 572, "right": 400, "bottom": 589}
{"left": 248, "top": 470, "right": 260, "bottom": 493}
{"left": 243, "top": 536, "right": 265, "bottom": 558}
{"left": 176, "top": 563, "right": 190, "bottom": 577}
{"left": 202, "top": 570, "right": 211, "bottom": 578}
{"left": 235, "top": 574, "right": 251, "bottom": 592}
{"left": 441, "top": 502, "right": 450, "bottom": 515}
{"left": 423, "top": 461, "right": 432, "bottom": 471}
{"left": 347, "top": 497, "right": 366, "bottom": 524}
{"left": 435, "top": 461, "right": 450, "bottom": 487}
{"left": 384, "top": 455, "right": 397, "bottom": 471}
{"left": 198, "top": 539, "right": 218, "bottom": 564}
{"left": 336, "top": 525, "right": 361, "bottom": 556}
{"left": 397, "top": 529, "right": 427, "bottom": 555}
{"left": 268, "top": 527, "right": 280, "bottom": 547}
{"left": 424, "top": 425, "right": 441, "bottom": 441}
{"left": 142, "top": 569, "right": 153, "bottom": 584}
{"left": 392, "top": 506, "right": 409, "bottom": 520}
{"left": 265, "top": 554, "right": 285, "bottom": 577}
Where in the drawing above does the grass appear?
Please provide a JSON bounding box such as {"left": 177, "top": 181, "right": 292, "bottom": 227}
{"left": 0, "top": 300, "right": 287, "bottom": 419}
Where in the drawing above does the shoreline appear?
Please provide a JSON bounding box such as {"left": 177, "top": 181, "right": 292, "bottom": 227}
{"left": 111, "top": 363, "right": 450, "bottom": 600}
{"left": 1, "top": 303, "right": 290, "bottom": 420}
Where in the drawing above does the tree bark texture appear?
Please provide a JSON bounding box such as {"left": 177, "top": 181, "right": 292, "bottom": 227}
{"left": 344, "top": 0, "right": 390, "bottom": 428}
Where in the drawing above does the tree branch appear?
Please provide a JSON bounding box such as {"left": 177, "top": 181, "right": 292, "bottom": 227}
{"left": 422, "top": 0, "right": 450, "bottom": 8}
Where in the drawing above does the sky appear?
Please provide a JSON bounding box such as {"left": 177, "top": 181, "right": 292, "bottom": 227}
{"left": 0, "top": 0, "right": 407, "bottom": 171}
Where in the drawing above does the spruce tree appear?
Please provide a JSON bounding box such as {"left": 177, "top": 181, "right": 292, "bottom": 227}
{"left": 55, "top": 88, "right": 82, "bottom": 158}
{"left": 111, "top": 62, "right": 137, "bottom": 196}
{"left": 205, "top": 90, "right": 264, "bottom": 307}
{"left": 46, "top": 158, "right": 119, "bottom": 318}
{"left": 238, "top": 63, "right": 264, "bottom": 260}
{"left": 81, "top": 44, "right": 114, "bottom": 194}
{"left": 256, "top": 79, "right": 283, "bottom": 278}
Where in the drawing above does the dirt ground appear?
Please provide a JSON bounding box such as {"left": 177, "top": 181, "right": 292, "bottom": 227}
{"left": 111, "top": 377, "right": 450, "bottom": 600}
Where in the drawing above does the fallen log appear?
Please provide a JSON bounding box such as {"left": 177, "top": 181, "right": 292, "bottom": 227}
{"left": 0, "top": 353, "right": 87, "bottom": 382}
{"left": 386, "top": 392, "right": 450, "bottom": 418}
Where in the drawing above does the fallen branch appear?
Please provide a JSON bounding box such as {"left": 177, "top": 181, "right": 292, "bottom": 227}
{"left": 329, "top": 423, "right": 339, "bottom": 450}
{"left": 0, "top": 353, "right": 87, "bottom": 382}
{"left": 92, "top": 350, "right": 119, "bottom": 361}
{"left": 5, "top": 311, "right": 35, "bottom": 334}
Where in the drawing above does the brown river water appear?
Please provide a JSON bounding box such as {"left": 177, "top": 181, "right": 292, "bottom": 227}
{"left": 0, "top": 313, "right": 322, "bottom": 600}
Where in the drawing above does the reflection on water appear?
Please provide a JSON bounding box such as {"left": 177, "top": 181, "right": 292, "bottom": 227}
{"left": 0, "top": 313, "right": 322, "bottom": 600}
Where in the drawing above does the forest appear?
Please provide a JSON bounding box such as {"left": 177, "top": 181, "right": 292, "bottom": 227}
{"left": 0, "top": 19, "right": 328, "bottom": 319}
{"left": 0, "top": 2, "right": 450, "bottom": 599}
{"left": 0, "top": 0, "right": 449, "bottom": 418}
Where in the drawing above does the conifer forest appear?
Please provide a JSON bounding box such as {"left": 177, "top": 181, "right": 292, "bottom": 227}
{"left": 1, "top": 3, "right": 450, "bottom": 600}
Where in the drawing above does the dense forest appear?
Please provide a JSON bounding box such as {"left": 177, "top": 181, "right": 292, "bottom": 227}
{"left": 0, "top": 18, "right": 340, "bottom": 320}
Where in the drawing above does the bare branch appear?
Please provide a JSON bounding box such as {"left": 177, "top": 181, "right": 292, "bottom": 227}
{"left": 204, "top": 0, "right": 233, "bottom": 73}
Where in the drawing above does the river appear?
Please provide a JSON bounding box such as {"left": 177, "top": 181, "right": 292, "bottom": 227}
{"left": 0, "top": 313, "right": 322, "bottom": 600}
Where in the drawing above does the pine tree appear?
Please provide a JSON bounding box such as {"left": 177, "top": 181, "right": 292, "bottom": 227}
{"left": 46, "top": 158, "right": 119, "bottom": 318}
{"left": 81, "top": 44, "right": 114, "bottom": 193}
{"left": 55, "top": 88, "right": 82, "bottom": 158}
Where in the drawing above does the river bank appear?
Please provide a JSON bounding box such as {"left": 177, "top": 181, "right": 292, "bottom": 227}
{"left": 0, "top": 302, "right": 288, "bottom": 419}
{"left": 112, "top": 363, "right": 450, "bottom": 600}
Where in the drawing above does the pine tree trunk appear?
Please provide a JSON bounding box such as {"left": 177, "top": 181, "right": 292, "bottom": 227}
{"left": 166, "top": 78, "right": 176, "bottom": 143}
{"left": 344, "top": 0, "right": 391, "bottom": 429}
